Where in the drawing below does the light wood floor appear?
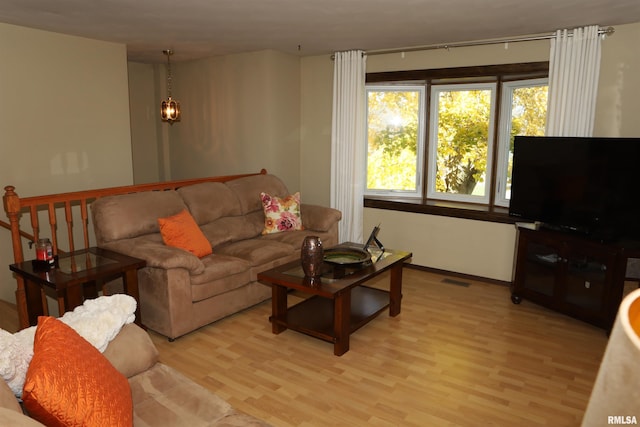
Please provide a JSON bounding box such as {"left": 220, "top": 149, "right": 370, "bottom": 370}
{"left": 146, "top": 269, "right": 609, "bottom": 427}
{"left": 0, "top": 298, "right": 20, "bottom": 332}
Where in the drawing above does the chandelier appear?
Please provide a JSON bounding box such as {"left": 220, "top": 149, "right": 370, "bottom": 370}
{"left": 160, "top": 49, "right": 181, "bottom": 123}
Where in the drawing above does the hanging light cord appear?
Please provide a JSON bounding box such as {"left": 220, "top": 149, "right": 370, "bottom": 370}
{"left": 164, "top": 49, "right": 173, "bottom": 97}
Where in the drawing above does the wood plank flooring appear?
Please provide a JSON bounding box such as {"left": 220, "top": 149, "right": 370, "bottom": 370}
{"left": 148, "top": 269, "right": 610, "bottom": 427}
{"left": 0, "top": 298, "right": 19, "bottom": 332}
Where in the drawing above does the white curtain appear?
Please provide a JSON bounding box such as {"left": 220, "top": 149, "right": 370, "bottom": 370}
{"left": 546, "top": 25, "right": 603, "bottom": 136}
{"left": 330, "top": 50, "right": 367, "bottom": 243}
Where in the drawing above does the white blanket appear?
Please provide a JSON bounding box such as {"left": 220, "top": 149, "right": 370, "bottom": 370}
{"left": 0, "top": 294, "right": 136, "bottom": 397}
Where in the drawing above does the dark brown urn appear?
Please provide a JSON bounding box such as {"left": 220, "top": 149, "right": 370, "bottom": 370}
{"left": 301, "top": 236, "right": 324, "bottom": 278}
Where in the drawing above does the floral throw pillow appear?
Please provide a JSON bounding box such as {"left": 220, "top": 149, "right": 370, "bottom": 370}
{"left": 261, "top": 192, "right": 303, "bottom": 234}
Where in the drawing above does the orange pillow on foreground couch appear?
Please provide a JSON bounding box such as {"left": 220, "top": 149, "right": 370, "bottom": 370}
{"left": 22, "top": 316, "right": 133, "bottom": 427}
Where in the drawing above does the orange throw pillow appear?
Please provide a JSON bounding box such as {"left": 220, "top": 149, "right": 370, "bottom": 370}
{"left": 158, "top": 209, "right": 213, "bottom": 257}
{"left": 22, "top": 316, "right": 133, "bottom": 427}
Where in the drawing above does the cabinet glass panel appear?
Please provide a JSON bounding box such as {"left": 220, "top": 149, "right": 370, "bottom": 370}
{"left": 564, "top": 257, "right": 607, "bottom": 311}
{"left": 522, "top": 242, "right": 558, "bottom": 296}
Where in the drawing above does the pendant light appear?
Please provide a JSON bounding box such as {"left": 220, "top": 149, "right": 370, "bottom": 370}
{"left": 160, "top": 49, "right": 181, "bottom": 123}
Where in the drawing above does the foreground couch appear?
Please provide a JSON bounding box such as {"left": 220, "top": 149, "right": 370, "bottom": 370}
{"left": 0, "top": 322, "right": 270, "bottom": 426}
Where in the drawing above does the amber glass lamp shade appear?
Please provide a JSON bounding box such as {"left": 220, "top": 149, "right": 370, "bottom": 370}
{"left": 161, "top": 97, "right": 181, "bottom": 123}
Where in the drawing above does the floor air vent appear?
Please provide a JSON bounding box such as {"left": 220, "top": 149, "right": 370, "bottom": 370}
{"left": 442, "top": 278, "right": 470, "bottom": 287}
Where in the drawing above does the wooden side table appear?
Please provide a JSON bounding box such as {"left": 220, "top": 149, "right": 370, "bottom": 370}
{"left": 9, "top": 247, "right": 146, "bottom": 327}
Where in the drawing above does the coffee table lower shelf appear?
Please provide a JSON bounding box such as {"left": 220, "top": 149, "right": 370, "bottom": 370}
{"left": 269, "top": 286, "right": 389, "bottom": 345}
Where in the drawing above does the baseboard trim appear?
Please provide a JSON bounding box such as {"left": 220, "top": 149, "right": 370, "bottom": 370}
{"left": 405, "top": 263, "right": 511, "bottom": 287}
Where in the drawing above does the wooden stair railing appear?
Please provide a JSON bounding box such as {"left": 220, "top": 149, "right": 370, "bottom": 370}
{"left": 2, "top": 169, "right": 267, "bottom": 329}
{"left": 0, "top": 219, "right": 44, "bottom": 249}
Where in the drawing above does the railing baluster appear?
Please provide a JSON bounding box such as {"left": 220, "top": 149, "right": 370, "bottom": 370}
{"left": 65, "top": 201, "right": 74, "bottom": 252}
{"left": 47, "top": 202, "right": 58, "bottom": 256}
{"left": 81, "top": 199, "right": 90, "bottom": 249}
{"left": 30, "top": 205, "right": 39, "bottom": 244}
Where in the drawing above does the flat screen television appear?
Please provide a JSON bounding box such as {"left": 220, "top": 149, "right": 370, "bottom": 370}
{"left": 509, "top": 136, "right": 640, "bottom": 242}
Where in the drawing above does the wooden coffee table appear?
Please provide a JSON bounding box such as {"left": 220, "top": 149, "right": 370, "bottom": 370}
{"left": 257, "top": 243, "right": 412, "bottom": 355}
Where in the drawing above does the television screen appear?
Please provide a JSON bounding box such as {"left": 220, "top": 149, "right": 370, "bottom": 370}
{"left": 509, "top": 136, "right": 640, "bottom": 242}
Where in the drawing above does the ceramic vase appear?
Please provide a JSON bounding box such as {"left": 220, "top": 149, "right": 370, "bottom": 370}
{"left": 301, "top": 236, "right": 323, "bottom": 278}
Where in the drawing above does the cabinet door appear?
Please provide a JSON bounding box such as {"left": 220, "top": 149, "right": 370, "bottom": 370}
{"left": 563, "top": 243, "right": 615, "bottom": 316}
{"left": 514, "top": 230, "right": 563, "bottom": 302}
{"left": 512, "top": 227, "right": 622, "bottom": 330}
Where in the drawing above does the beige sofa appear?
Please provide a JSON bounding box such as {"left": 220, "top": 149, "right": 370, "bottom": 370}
{"left": 91, "top": 174, "right": 341, "bottom": 340}
{"left": 0, "top": 323, "right": 270, "bottom": 426}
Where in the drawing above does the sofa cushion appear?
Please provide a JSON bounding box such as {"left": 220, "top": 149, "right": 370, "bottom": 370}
{"left": 158, "top": 209, "right": 213, "bottom": 258}
{"left": 177, "top": 182, "right": 242, "bottom": 225}
{"left": 22, "top": 317, "right": 133, "bottom": 427}
{"left": 225, "top": 174, "right": 290, "bottom": 215}
{"left": 103, "top": 323, "right": 159, "bottom": 379}
{"left": 261, "top": 192, "right": 303, "bottom": 235}
{"left": 0, "top": 408, "right": 45, "bottom": 427}
{"left": 0, "top": 378, "right": 21, "bottom": 414}
{"left": 300, "top": 204, "right": 343, "bottom": 232}
{"left": 190, "top": 255, "right": 251, "bottom": 301}
{"left": 215, "top": 239, "right": 294, "bottom": 267}
{"left": 130, "top": 363, "right": 270, "bottom": 427}
{"left": 200, "top": 215, "right": 263, "bottom": 247}
{"left": 190, "top": 254, "right": 250, "bottom": 286}
{"left": 92, "top": 190, "right": 187, "bottom": 244}
{"left": 260, "top": 229, "right": 335, "bottom": 249}
{"left": 102, "top": 235, "right": 206, "bottom": 275}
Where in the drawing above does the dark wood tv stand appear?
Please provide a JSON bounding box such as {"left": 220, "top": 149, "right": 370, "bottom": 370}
{"left": 511, "top": 226, "right": 640, "bottom": 331}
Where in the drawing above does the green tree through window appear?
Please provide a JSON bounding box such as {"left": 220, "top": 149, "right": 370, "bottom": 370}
{"left": 366, "top": 73, "right": 547, "bottom": 208}
{"left": 434, "top": 88, "right": 492, "bottom": 195}
{"left": 366, "top": 88, "right": 423, "bottom": 193}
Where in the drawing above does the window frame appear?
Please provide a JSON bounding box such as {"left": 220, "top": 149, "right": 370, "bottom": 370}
{"left": 494, "top": 77, "right": 549, "bottom": 207}
{"left": 426, "top": 82, "right": 497, "bottom": 204}
{"left": 365, "top": 85, "right": 426, "bottom": 197}
{"left": 364, "top": 62, "right": 549, "bottom": 223}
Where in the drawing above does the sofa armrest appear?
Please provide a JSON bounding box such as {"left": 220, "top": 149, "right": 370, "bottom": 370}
{"left": 103, "top": 324, "right": 159, "bottom": 378}
{"left": 101, "top": 238, "right": 206, "bottom": 275}
{"left": 301, "top": 204, "right": 342, "bottom": 232}
{"left": 0, "top": 408, "right": 46, "bottom": 426}
{"left": 0, "top": 379, "right": 22, "bottom": 415}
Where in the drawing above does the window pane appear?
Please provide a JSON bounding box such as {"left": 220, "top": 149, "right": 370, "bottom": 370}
{"left": 366, "top": 89, "right": 422, "bottom": 193}
{"left": 432, "top": 87, "right": 493, "bottom": 199}
{"left": 495, "top": 80, "right": 548, "bottom": 206}
{"left": 502, "top": 83, "right": 548, "bottom": 201}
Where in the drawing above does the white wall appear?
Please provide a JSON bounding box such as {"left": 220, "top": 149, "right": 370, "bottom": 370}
{"left": 128, "top": 62, "right": 163, "bottom": 184}
{"left": 300, "top": 55, "right": 334, "bottom": 207}
{"left": 161, "top": 50, "right": 302, "bottom": 192}
{"left": 593, "top": 23, "right": 640, "bottom": 137}
{"left": 0, "top": 24, "right": 133, "bottom": 303}
{"left": 364, "top": 209, "right": 517, "bottom": 280}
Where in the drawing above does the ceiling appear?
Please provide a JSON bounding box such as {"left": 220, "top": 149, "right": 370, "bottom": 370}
{"left": 0, "top": 0, "right": 639, "bottom": 63}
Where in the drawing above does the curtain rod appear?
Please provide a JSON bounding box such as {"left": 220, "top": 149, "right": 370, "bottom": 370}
{"left": 334, "top": 26, "right": 614, "bottom": 58}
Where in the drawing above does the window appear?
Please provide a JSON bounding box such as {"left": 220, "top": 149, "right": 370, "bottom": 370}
{"left": 366, "top": 86, "right": 425, "bottom": 197}
{"left": 495, "top": 79, "right": 548, "bottom": 207}
{"left": 427, "top": 83, "right": 496, "bottom": 204}
{"left": 364, "top": 63, "right": 548, "bottom": 215}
